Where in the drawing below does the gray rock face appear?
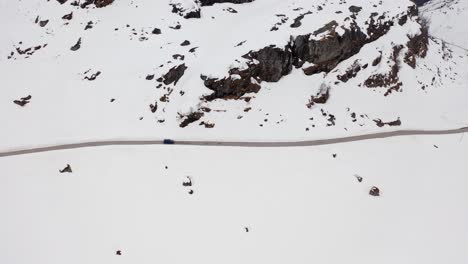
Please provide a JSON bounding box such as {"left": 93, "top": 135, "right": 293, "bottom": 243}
{"left": 294, "top": 24, "right": 367, "bottom": 75}
{"left": 171, "top": 3, "right": 201, "bottom": 19}
{"left": 203, "top": 46, "right": 291, "bottom": 100}
{"left": 199, "top": 0, "right": 255, "bottom": 6}
{"left": 203, "top": 5, "right": 423, "bottom": 101}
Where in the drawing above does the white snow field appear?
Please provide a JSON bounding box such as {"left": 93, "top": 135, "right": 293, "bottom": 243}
{"left": 2, "top": 0, "right": 468, "bottom": 263}
{"left": 421, "top": 0, "right": 468, "bottom": 49}
{"left": 1, "top": 134, "right": 468, "bottom": 264}
{"left": 0, "top": 0, "right": 468, "bottom": 151}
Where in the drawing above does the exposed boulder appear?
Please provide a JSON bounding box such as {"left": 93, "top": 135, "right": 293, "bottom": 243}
{"left": 306, "top": 83, "right": 330, "bottom": 108}
{"left": 171, "top": 0, "right": 201, "bottom": 19}
{"left": 365, "top": 45, "right": 403, "bottom": 96}
{"left": 161, "top": 64, "right": 187, "bottom": 85}
{"left": 293, "top": 22, "right": 367, "bottom": 75}
{"left": 373, "top": 118, "right": 402, "bottom": 127}
{"left": 369, "top": 186, "right": 380, "bottom": 196}
{"left": 13, "top": 95, "right": 32, "bottom": 107}
{"left": 80, "top": 0, "right": 114, "bottom": 8}
{"left": 180, "top": 112, "right": 204, "bottom": 127}
{"left": 199, "top": 0, "right": 255, "bottom": 6}
{"left": 349, "top": 6, "right": 362, "bottom": 13}
{"left": 203, "top": 45, "right": 291, "bottom": 100}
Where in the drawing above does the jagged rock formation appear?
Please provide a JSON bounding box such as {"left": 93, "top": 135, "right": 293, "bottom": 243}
{"left": 203, "top": 6, "right": 421, "bottom": 101}
{"left": 199, "top": 0, "right": 255, "bottom": 6}
{"left": 171, "top": 0, "right": 254, "bottom": 18}
{"left": 80, "top": 0, "right": 114, "bottom": 8}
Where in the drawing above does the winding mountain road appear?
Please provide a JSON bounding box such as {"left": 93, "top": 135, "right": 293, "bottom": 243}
{"left": 0, "top": 127, "right": 467, "bottom": 158}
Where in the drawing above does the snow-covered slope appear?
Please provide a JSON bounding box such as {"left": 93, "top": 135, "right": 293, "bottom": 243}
{"left": 421, "top": 0, "right": 468, "bottom": 49}
{"left": 0, "top": 0, "right": 467, "bottom": 150}
{"left": 2, "top": 134, "right": 468, "bottom": 264}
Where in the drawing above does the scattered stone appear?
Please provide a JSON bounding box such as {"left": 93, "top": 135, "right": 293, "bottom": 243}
{"left": 146, "top": 74, "right": 154, "bottom": 80}
{"left": 290, "top": 11, "right": 312, "bottom": 28}
{"left": 349, "top": 6, "right": 362, "bottom": 13}
{"left": 152, "top": 28, "right": 161, "bottom": 34}
{"left": 180, "top": 112, "right": 204, "bottom": 128}
{"left": 70, "top": 38, "right": 81, "bottom": 51}
{"left": 149, "top": 102, "right": 158, "bottom": 113}
{"left": 172, "top": 54, "right": 185, "bottom": 60}
{"left": 182, "top": 176, "right": 192, "bottom": 187}
{"left": 225, "top": 7, "right": 238, "bottom": 13}
{"left": 162, "top": 64, "right": 187, "bottom": 85}
{"left": 373, "top": 118, "right": 401, "bottom": 127}
{"left": 62, "top": 12, "right": 73, "bottom": 20}
{"left": 306, "top": 83, "right": 330, "bottom": 108}
{"left": 354, "top": 174, "right": 363, "bottom": 182}
{"left": 235, "top": 41, "right": 246, "bottom": 47}
{"left": 39, "top": 20, "right": 49, "bottom": 27}
{"left": 180, "top": 40, "right": 191, "bottom": 46}
{"left": 116, "top": 250, "right": 122, "bottom": 256}
{"left": 169, "top": 23, "right": 181, "bottom": 30}
{"left": 84, "top": 21, "right": 93, "bottom": 30}
{"left": 84, "top": 71, "right": 101, "bottom": 81}
{"left": 369, "top": 186, "right": 380, "bottom": 196}
{"left": 59, "top": 164, "right": 72, "bottom": 173}
{"left": 13, "top": 95, "right": 32, "bottom": 107}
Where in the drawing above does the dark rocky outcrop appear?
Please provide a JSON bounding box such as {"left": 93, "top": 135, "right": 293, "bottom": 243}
{"left": 369, "top": 186, "right": 380, "bottom": 196}
{"left": 180, "top": 112, "right": 204, "bottom": 127}
{"left": 337, "top": 61, "right": 362, "bottom": 82}
{"left": 70, "top": 38, "right": 81, "bottom": 51}
{"left": 39, "top": 20, "right": 49, "bottom": 27}
{"left": 404, "top": 19, "right": 428, "bottom": 68}
{"left": 349, "top": 6, "right": 362, "bottom": 13}
{"left": 202, "top": 7, "right": 421, "bottom": 101}
{"left": 172, "top": 0, "right": 254, "bottom": 19}
{"left": 365, "top": 45, "right": 403, "bottom": 96}
{"left": 13, "top": 95, "right": 32, "bottom": 107}
{"left": 306, "top": 84, "right": 330, "bottom": 108}
{"left": 180, "top": 40, "right": 191, "bottom": 46}
{"left": 62, "top": 12, "right": 73, "bottom": 20}
{"left": 373, "top": 117, "right": 402, "bottom": 127}
{"left": 199, "top": 0, "right": 255, "bottom": 6}
{"left": 59, "top": 164, "right": 73, "bottom": 173}
{"left": 84, "top": 71, "right": 101, "bottom": 81}
{"left": 203, "top": 45, "right": 292, "bottom": 100}
{"left": 80, "top": 0, "right": 114, "bottom": 8}
{"left": 171, "top": 2, "right": 201, "bottom": 19}
{"left": 290, "top": 11, "right": 312, "bottom": 28}
{"left": 161, "top": 64, "right": 187, "bottom": 85}
{"left": 294, "top": 22, "right": 368, "bottom": 75}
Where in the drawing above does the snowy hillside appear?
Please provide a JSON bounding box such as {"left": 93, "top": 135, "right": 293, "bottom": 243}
{"left": 421, "top": 0, "right": 468, "bottom": 49}
{"left": 0, "top": 0, "right": 467, "bottom": 151}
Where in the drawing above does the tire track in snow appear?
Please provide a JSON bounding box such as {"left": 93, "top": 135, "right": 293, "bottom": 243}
{"left": 0, "top": 127, "right": 467, "bottom": 157}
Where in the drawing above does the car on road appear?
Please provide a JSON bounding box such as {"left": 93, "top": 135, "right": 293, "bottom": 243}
{"left": 163, "top": 139, "right": 175, "bottom": 145}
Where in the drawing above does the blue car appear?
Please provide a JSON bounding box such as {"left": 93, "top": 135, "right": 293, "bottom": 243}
{"left": 163, "top": 139, "right": 175, "bottom": 145}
